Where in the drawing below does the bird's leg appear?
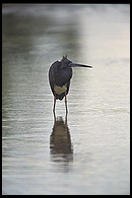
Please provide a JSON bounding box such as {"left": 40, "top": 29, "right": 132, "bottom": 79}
{"left": 65, "top": 111, "right": 67, "bottom": 125}
{"left": 65, "top": 93, "right": 68, "bottom": 115}
{"left": 53, "top": 96, "right": 56, "bottom": 118}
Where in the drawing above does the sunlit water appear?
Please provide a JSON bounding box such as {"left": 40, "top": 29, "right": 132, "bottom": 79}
{"left": 2, "top": 4, "right": 130, "bottom": 195}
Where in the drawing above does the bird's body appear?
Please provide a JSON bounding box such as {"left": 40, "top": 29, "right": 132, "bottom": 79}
{"left": 49, "top": 60, "right": 72, "bottom": 100}
{"left": 49, "top": 56, "right": 92, "bottom": 115}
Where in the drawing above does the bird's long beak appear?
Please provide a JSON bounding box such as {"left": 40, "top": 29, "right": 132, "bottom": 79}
{"left": 69, "top": 62, "right": 92, "bottom": 68}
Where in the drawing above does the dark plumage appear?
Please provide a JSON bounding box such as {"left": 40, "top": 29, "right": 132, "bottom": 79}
{"left": 49, "top": 58, "right": 72, "bottom": 100}
{"left": 48, "top": 55, "right": 92, "bottom": 114}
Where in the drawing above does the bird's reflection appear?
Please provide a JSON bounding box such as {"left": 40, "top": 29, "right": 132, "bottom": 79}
{"left": 50, "top": 115, "right": 73, "bottom": 164}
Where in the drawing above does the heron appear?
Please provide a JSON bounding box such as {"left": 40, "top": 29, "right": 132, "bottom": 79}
{"left": 49, "top": 55, "right": 92, "bottom": 115}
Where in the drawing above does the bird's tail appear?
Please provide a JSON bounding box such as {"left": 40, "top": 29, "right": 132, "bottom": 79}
{"left": 56, "top": 93, "right": 65, "bottom": 100}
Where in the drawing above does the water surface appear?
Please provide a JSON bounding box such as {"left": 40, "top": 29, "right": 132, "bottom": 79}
{"left": 2, "top": 4, "right": 130, "bottom": 195}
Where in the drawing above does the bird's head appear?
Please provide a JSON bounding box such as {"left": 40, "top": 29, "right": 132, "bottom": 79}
{"left": 61, "top": 55, "right": 93, "bottom": 69}
{"left": 61, "top": 55, "right": 72, "bottom": 68}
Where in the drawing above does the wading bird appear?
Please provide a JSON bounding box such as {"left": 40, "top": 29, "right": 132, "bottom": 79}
{"left": 49, "top": 55, "right": 92, "bottom": 115}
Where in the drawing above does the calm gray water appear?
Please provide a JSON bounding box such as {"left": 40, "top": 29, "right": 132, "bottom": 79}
{"left": 2, "top": 4, "right": 130, "bottom": 195}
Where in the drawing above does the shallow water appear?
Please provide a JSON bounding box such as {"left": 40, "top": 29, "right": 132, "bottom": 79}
{"left": 2, "top": 4, "right": 130, "bottom": 195}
